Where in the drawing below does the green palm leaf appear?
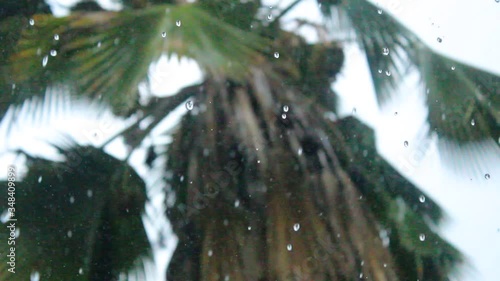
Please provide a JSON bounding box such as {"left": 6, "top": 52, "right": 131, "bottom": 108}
{"left": 418, "top": 51, "right": 500, "bottom": 142}
{"left": 1, "top": 4, "right": 266, "bottom": 115}
{"left": 0, "top": 145, "right": 151, "bottom": 280}
{"left": 330, "top": 116, "right": 462, "bottom": 280}
{"left": 321, "top": 0, "right": 499, "bottom": 144}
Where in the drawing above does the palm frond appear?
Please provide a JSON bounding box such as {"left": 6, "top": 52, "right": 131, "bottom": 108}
{"left": 418, "top": 50, "right": 500, "bottom": 142}
{"left": 1, "top": 4, "right": 267, "bottom": 115}
{"left": 0, "top": 145, "right": 151, "bottom": 280}
{"left": 320, "top": 0, "right": 499, "bottom": 145}
{"left": 0, "top": 87, "right": 114, "bottom": 153}
{"left": 328, "top": 116, "right": 462, "bottom": 280}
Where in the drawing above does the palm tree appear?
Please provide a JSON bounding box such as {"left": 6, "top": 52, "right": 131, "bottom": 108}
{"left": 1, "top": 0, "right": 498, "bottom": 280}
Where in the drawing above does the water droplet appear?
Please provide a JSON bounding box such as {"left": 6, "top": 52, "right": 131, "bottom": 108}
{"left": 378, "top": 69, "right": 382, "bottom": 74}
{"left": 267, "top": 14, "right": 273, "bottom": 20}
{"left": 257, "top": 160, "right": 261, "bottom": 164}
{"left": 42, "top": 55, "right": 48, "bottom": 67}
{"left": 79, "top": 268, "right": 83, "bottom": 275}
{"left": 485, "top": 173, "right": 490, "bottom": 180}
{"left": 223, "top": 219, "right": 228, "bottom": 226}
{"left": 383, "top": 263, "right": 387, "bottom": 268}
{"left": 161, "top": 32, "right": 166, "bottom": 38}
{"left": 208, "top": 249, "right": 213, "bottom": 256}
{"left": 29, "top": 19, "right": 35, "bottom": 26}
{"left": 471, "top": 119, "right": 475, "bottom": 126}
{"left": 377, "top": 9, "right": 383, "bottom": 14}
{"left": 385, "top": 70, "right": 391, "bottom": 76}
{"left": 293, "top": 223, "right": 300, "bottom": 231}
{"left": 419, "top": 233, "right": 426, "bottom": 241}
{"left": 38, "top": 176, "right": 43, "bottom": 183}
{"left": 437, "top": 37, "right": 443, "bottom": 43}
{"left": 274, "top": 52, "right": 280, "bottom": 58}
{"left": 247, "top": 226, "right": 252, "bottom": 230}
{"left": 451, "top": 66, "right": 455, "bottom": 70}
{"left": 419, "top": 195, "right": 426, "bottom": 203}
{"left": 394, "top": 111, "right": 398, "bottom": 116}
{"left": 97, "top": 41, "right": 102, "bottom": 48}
{"left": 54, "top": 34, "right": 59, "bottom": 40}
{"left": 283, "top": 105, "right": 289, "bottom": 112}
{"left": 298, "top": 148, "right": 303, "bottom": 155}
{"left": 361, "top": 260, "right": 364, "bottom": 266}
{"left": 186, "top": 100, "right": 194, "bottom": 110}
{"left": 69, "top": 196, "right": 75, "bottom": 204}
{"left": 404, "top": 141, "right": 409, "bottom": 147}
{"left": 234, "top": 200, "right": 240, "bottom": 207}
{"left": 287, "top": 244, "right": 293, "bottom": 251}
{"left": 224, "top": 275, "right": 230, "bottom": 281}
{"left": 1, "top": 209, "right": 11, "bottom": 223}
{"left": 67, "top": 230, "right": 73, "bottom": 238}
{"left": 30, "top": 271, "right": 40, "bottom": 281}
{"left": 282, "top": 114, "right": 287, "bottom": 119}
{"left": 359, "top": 273, "right": 364, "bottom": 278}
{"left": 87, "top": 189, "right": 93, "bottom": 198}
{"left": 382, "top": 47, "right": 390, "bottom": 56}
{"left": 50, "top": 49, "right": 57, "bottom": 57}
{"left": 176, "top": 20, "right": 181, "bottom": 27}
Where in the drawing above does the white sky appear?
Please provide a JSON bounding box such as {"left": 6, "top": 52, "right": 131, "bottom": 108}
{"left": 1, "top": 0, "right": 499, "bottom": 280}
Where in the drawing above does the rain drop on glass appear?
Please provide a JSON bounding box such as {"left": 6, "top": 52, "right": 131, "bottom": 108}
{"left": 30, "top": 271, "right": 40, "bottom": 281}
{"left": 42, "top": 55, "right": 48, "bottom": 67}
{"left": 419, "top": 234, "right": 426, "bottom": 241}
{"left": 293, "top": 223, "right": 300, "bottom": 231}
